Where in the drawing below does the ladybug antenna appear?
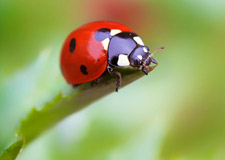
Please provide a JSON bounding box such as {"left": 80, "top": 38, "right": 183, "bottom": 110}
{"left": 143, "top": 46, "right": 165, "bottom": 65}
{"left": 150, "top": 46, "right": 165, "bottom": 56}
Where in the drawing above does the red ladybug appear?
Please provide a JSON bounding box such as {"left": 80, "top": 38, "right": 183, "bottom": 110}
{"left": 60, "top": 21, "right": 164, "bottom": 91}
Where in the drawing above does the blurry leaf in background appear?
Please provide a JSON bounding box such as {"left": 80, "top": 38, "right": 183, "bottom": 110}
{"left": 52, "top": 116, "right": 135, "bottom": 160}
{"left": 0, "top": 47, "right": 65, "bottom": 152}
{"left": 0, "top": 0, "right": 81, "bottom": 151}
{"left": 0, "top": 0, "right": 79, "bottom": 77}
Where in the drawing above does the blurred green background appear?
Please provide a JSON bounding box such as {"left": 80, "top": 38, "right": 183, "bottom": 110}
{"left": 1, "top": 0, "right": 225, "bottom": 159}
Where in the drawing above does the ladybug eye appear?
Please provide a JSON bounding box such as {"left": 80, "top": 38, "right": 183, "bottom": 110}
{"left": 135, "top": 59, "right": 139, "bottom": 65}
{"left": 70, "top": 38, "right": 76, "bottom": 53}
{"left": 131, "top": 59, "right": 141, "bottom": 66}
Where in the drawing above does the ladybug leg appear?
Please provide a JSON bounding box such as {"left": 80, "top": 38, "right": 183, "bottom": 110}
{"left": 73, "top": 84, "right": 80, "bottom": 88}
{"left": 107, "top": 67, "right": 122, "bottom": 92}
{"left": 141, "top": 66, "right": 148, "bottom": 75}
{"left": 96, "top": 70, "right": 107, "bottom": 83}
{"left": 91, "top": 71, "right": 107, "bottom": 86}
{"left": 141, "top": 63, "right": 158, "bottom": 75}
{"left": 149, "top": 64, "right": 158, "bottom": 71}
{"left": 94, "top": 76, "right": 103, "bottom": 84}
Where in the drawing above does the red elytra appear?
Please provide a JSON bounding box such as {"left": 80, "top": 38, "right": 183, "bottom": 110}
{"left": 60, "top": 21, "right": 133, "bottom": 85}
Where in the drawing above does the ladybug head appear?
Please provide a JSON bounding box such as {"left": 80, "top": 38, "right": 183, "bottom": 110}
{"left": 128, "top": 45, "right": 165, "bottom": 74}
{"left": 128, "top": 45, "right": 157, "bottom": 68}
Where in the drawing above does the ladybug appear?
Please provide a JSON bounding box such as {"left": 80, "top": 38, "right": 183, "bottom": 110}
{"left": 60, "top": 21, "right": 164, "bottom": 91}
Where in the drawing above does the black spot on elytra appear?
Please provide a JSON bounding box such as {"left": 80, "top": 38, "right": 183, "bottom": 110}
{"left": 95, "top": 28, "right": 111, "bottom": 42}
{"left": 80, "top": 65, "right": 88, "bottom": 75}
{"left": 98, "top": 28, "right": 110, "bottom": 32}
{"left": 70, "top": 38, "right": 76, "bottom": 53}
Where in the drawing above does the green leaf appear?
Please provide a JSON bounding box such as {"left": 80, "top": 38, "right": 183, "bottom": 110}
{"left": 19, "top": 67, "right": 156, "bottom": 144}
{"left": 2, "top": 66, "right": 156, "bottom": 160}
{"left": 0, "top": 138, "right": 24, "bottom": 160}
{"left": 19, "top": 67, "right": 156, "bottom": 145}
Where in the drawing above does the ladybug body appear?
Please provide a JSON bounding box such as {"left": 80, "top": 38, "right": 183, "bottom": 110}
{"left": 60, "top": 21, "right": 162, "bottom": 91}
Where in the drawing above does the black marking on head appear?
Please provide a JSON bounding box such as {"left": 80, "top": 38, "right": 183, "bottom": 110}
{"left": 98, "top": 28, "right": 110, "bottom": 32}
{"left": 111, "top": 56, "right": 119, "bottom": 66}
{"left": 116, "top": 32, "right": 138, "bottom": 39}
{"left": 80, "top": 65, "right": 88, "bottom": 75}
{"left": 95, "top": 28, "right": 111, "bottom": 42}
{"left": 70, "top": 38, "right": 76, "bottom": 53}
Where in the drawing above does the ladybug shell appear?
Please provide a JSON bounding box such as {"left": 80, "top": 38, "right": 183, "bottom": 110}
{"left": 60, "top": 21, "right": 134, "bottom": 85}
